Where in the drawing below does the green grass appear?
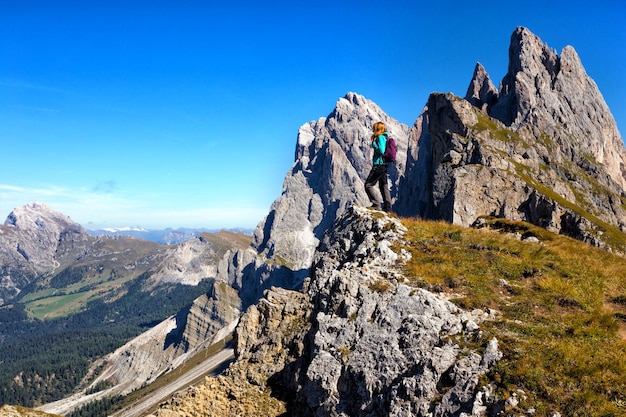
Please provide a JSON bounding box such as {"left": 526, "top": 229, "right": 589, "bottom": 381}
{"left": 400, "top": 216, "right": 626, "bottom": 416}
{"left": 23, "top": 270, "right": 141, "bottom": 320}
{"left": 27, "top": 291, "right": 91, "bottom": 318}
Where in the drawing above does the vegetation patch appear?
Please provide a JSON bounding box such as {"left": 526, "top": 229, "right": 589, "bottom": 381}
{"left": 369, "top": 279, "right": 391, "bottom": 293}
{"left": 0, "top": 276, "right": 214, "bottom": 408}
{"left": 400, "top": 217, "right": 626, "bottom": 415}
{"left": 473, "top": 112, "right": 527, "bottom": 147}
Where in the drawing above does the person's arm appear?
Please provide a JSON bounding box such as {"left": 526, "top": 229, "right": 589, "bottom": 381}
{"left": 373, "top": 135, "right": 386, "bottom": 155}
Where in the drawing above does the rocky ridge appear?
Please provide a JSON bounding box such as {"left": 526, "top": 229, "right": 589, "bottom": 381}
{"left": 219, "top": 27, "right": 626, "bottom": 326}
{"left": 0, "top": 203, "right": 244, "bottom": 306}
{"left": 214, "top": 92, "right": 411, "bottom": 311}
{"left": 147, "top": 26, "right": 626, "bottom": 416}
{"left": 151, "top": 206, "right": 502, "bottom": 416}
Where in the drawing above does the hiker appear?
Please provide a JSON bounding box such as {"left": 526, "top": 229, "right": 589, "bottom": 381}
{"left": 365, "top": 121, "right": 392, "bottom": 212}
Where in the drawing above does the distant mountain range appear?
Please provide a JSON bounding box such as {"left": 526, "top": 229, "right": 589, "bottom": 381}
{"left": 87, "top": 226, "right": 253, "bottom": 245}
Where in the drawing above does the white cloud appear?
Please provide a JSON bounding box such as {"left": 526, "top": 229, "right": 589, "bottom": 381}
{"left": 0, "top": 183, "right": 265, "bottom": 230}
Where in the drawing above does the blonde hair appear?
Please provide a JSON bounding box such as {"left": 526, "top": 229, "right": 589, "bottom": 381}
{"left": 371, "top": 122, "right": 386, "bottom": 141}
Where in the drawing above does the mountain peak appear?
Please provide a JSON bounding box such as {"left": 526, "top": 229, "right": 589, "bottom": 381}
{"left": 468, "top": 26, "right": 626, "bottom": 191}
{"left": 4, "top": 202, "right": 83, "bottom": 232}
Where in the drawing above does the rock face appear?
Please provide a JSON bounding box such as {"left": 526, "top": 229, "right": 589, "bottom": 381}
{"left": 217, "top": 93, "right": 411, "bottom": 308}
{"left": 486, "top": 27, "right": 626, "bottom": 191}
{"left": 397, "top": 91, "right": 626, "bottom": 249}
{"left": 395, "top": 27, "right": 626, "bottom": 249}
{"left": 153, "top": 206, "right": 502, "bottom": 416}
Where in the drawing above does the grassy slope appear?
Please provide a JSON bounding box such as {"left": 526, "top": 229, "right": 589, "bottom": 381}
{"left": 400, "top": 216, "right": 626, "bottom": 416}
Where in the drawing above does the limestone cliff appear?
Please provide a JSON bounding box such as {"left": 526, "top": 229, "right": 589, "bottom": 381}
{"left": 217, "top": 93, "right": 411, "bottom": 308}
{"left": 395, "top": 27, "right": 626, "bottom": 250}
{"left": 396, "top": 92, "right": 626, "bottom": 250}
{"left": 485, "top": 27, "right": 626, "bottom": 191}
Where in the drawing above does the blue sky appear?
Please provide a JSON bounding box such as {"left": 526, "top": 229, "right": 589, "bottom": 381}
{"left": 1, "top": 1, "right": 624, "bottom": 230}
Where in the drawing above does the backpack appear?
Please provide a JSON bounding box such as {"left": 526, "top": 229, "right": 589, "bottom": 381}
{"left": 382, "top": 135, "right": 397, "bottom": 163}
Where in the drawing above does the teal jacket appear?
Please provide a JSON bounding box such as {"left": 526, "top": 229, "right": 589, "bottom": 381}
{"left": 372, "top": 132, "right": 389, "bottom": 166}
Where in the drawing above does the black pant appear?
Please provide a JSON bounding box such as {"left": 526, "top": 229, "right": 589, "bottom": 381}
{"left": 365, "top": 164, "right": 391, "bottom": 210}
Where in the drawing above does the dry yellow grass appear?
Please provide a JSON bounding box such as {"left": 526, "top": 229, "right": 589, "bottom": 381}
{"left": 400, "top": 216, "right": 626, "bottom": 416}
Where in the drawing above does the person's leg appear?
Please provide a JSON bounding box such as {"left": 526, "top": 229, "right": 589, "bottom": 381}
{"left": 377, "top": 166, "right": 392, "bottom": 211}
{"left": 365, "top": 166, "right": 385, "bottom": 208}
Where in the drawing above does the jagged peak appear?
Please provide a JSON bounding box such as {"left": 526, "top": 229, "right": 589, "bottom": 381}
{"left": 327, "top": 91, "right": 389, "bottom": 126}
{"left": 465, "top": 26, "right": 626, "bottom": 190}
{"left": 465, "top": 62, "right": 498, "bottom": 112}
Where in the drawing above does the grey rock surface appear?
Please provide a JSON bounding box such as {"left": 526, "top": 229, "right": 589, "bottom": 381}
{"left": 232, "top": 206, "right": 501, "bottom": 416}
{"left": 478, "top": 27, "right": 626, "bottom": 190}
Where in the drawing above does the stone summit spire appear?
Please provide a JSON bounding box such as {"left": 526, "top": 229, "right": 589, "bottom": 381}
{"left": 469, "top": 26, "right": 626, "bottom": 190}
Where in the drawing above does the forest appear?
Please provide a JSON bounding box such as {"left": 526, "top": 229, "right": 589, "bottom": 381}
{"left": 0, "top": 273, "right": 214, "bottom": 407}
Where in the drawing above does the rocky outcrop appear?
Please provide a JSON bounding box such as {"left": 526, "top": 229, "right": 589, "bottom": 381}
{"left": 217, "top": 93, "right": 411, "bottom": 309}
{"left": 393, "top": 27, "right": 626, "bottom": 250}
{"left": 152, "top": 206, "right": 502, "bottom": 416}
{"left": 144, "top": 236, "right": 221, "bottom": 288}
{"left": 174, "top": 281, "right": 241, "bottom": 354}
{"left": 397, "top": 91, "right": 626, "bottom": 249}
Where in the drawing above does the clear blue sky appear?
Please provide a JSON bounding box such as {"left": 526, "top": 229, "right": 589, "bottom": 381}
{"left": 1, "top": 0, "right": 624, "bottom": 230}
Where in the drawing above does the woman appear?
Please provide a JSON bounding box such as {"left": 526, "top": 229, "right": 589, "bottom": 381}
{"left": 365, "top": 121, "right": 392, "bottom": 212}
